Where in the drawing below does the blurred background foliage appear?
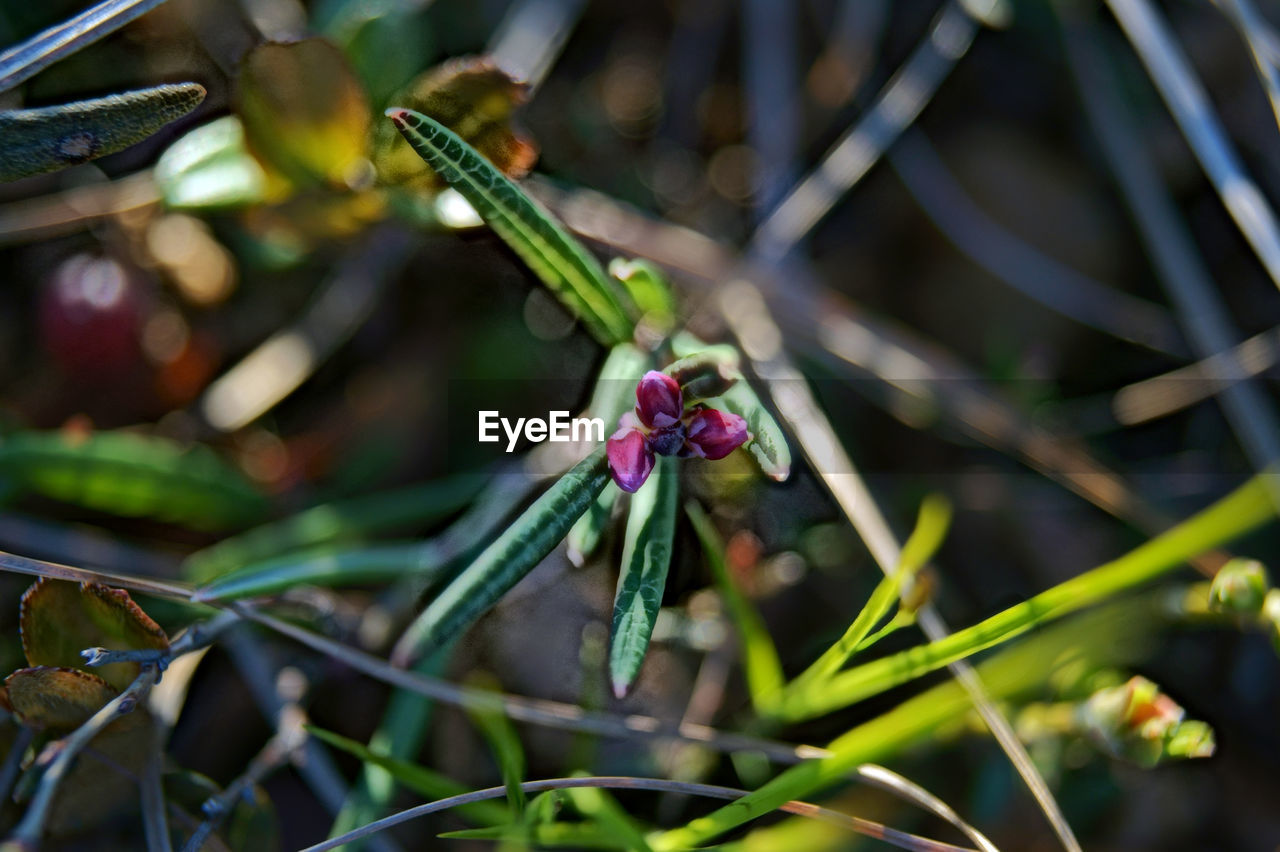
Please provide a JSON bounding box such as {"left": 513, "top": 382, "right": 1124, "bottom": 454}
{"left": 0, "top": 0, "right": 1279, "bottom": 849}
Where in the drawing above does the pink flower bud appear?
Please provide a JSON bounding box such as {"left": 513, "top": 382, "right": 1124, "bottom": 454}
{"left": 635, "top": 370, "right": 683, "bottom": 429}
{"left": 606, "top": 428, "right": 655, "bottom": 492}
{"left": 684, "top": 408, "right": 749, "bottom": 460}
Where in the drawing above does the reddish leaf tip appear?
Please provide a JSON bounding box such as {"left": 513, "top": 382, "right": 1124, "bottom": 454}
{"left": 612, "top": 678, "right": 630, "bottom": 700}
{"left": 385, "top": 107, "right": 410, "bottom": 125}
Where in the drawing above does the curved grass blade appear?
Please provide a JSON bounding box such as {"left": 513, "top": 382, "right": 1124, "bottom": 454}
{"left": 183, "top": 475, "right": 482, "bottom": 583}
{"left": 686, "top": 501, "right": 784, "bottom": 714}
{"left": 787, "top": 494, "right": 951, "bottom": 693}
{"left": 385, "top": 107, "right": 633, "bottom": 344}
{"left": 465, "top": 673, "right": 527, "bottom": 815}
{"left": 0, "top": 83, "right": 205, "bottom": 182}
{"left": 773, "top": 473, "right": 1277, "bottom": 722}
{"left": 391, "top": 446, "right": 611, "bottom": 667}
{"left": 0, "top": 429, "right": 267, "bottom": 530}
{"left": 307, "top": 726, "right": 508, "bottom": 826}
{"left": 0, "top": 0, "right": 171, "bottom": 93}
{"left": 712, "top": 379, "right": 791, "bottom": 482}
{"left": 192, "top": 543, "right": 444, "bottom": 602}
{"left": 609, "top": 455, "right": 679, "bottom": 698}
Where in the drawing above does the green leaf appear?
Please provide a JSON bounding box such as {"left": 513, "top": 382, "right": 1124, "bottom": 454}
{"left": 465, "top": 673, "right": 527, "bottom": 816}
{"left": 184, "top": 475, "right": 482, "bottom": 583}
{"left": 392, "top": 447, "right": 611, "bottom": 667}
{"left": 155, "top": 115, "right": 271, "bottom": 210}
{"left": 20, "top": 579, "right": 168, "bottom": 690}
{"left": 711, "top": 381, "right": 791, "bottom": 482}
{"left": 0, "top": 430, "right": 269, "bottom": 530}
{"left": 784, "top": 494, "right": 950, "bottom": 697}
{"left": 0, "top": 83, "right": 205, "bottom": 182}
{"left": 385, "top": 107, "right": 633, "bottom": 344}
{"left": 685, "top": 501, "right": 783, "bottom": 714}
{"left": 608, "top": 258, "right": 676, "bottom": 332}
{"left": 308, "top": 726, "right": 509, "bottom": 826}
{"left": 191, "top": 543, "right": 444, "bottom": 603}
{"left": 608, "top": 455, "right": 679, "bottom": 698}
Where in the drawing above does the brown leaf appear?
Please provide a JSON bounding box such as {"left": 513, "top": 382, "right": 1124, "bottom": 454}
{"left": 236, "top": 38, "right": 373, "bottom": 191}
{"left": 20, "top": 579, "right": 168, "bottom": 691}
{"left": 375, "top": 56, "right": 538, "bottom": 189}
{"left": 4, "top": 667, "right": 118, "bottom": 729}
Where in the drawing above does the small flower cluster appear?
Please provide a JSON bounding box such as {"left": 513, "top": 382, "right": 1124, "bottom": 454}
{"left": 606, "top": 371, "right": 749, "bottom": 492}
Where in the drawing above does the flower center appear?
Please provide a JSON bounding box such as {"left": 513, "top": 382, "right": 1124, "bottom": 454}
{"left": 648, "top": 424, "right": 686, "bottom": 456}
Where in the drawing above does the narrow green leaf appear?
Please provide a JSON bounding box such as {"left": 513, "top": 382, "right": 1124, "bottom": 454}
{"left": 0, "top": 83, "right": 205, "bottom": 182}
{"left": 0, "top": 430, "right": 268, "bottom": 530}
{"left": 183, "top": 475, "right": 482, "bottom": 583}
{"left": 392, "top": 447, "right": 611, "bottom": 667}
{"left": 307, "top": 726, "right": 508, "bottom": 826}
{"left": 685, "top": 502, "right": 783, "bottom": 713}
{"left": 465, "top": 673, "right": 527, "bottom": 816}
{"left": 785, "top": 494, "right": 951, "bottom": 693}
{"left": 386, "top": 107, "right": 633, "bottom": 344}
{"left": 609, "top": 455, "right": 679, "bottom": 698}
{"left": 191, "top": 543, "right": 442, "bottom": 602}
{"left": 567, "top": 483, "right": 619, "bottom": 568}
{"left": 566, "top": 344, "right": 651, "bottom": 566}
{"left": 771, "top": 474, "right": 1277, "bottom": 722}
{"left": 711, "top": 381, "right": 791, "bottom": 482}
{"left": 608, "top": 258, "right": 676, "bottom": 332}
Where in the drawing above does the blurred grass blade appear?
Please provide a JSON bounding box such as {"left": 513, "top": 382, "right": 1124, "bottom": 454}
{"left": 184, "top": 475, "right": 482, "bottom": 582}
{"left": 712, "top": 380, "right": 791, "bottom": 481}
{"left": 154, "top": 116, "right": 271, "bottom": 210}
{"left": 609, "top": 455, "right": 679, "bottom": 698}
{"left": 392, "top": 446, "right": 610, "bottom": 667}
{"left": 192, "top": 543, "right": 444, "bottom": 602}
{"left": 775, "top": 474, "right": 1277, "bottom": 721}
{"left": 0, "top": 0, "right": 171, "bottom": 92}
{"left": 0, "top": 83, "right": 205, "bottom": 182}
{"left": 307, "top": 726, "right": 508, "bottom": 826}
{"left": 686, "top": 500, "right": 784, "bottom": 714}
{"left": 329, "top": 647, "right": 450, "bottom": 849}
{"left": 385, "top": 107, "right": 633, "bottom": 344}
{"left": 790, "top": 494, "right": 951, "bottom": 691}
{"left": 565, "top": 782, "right": 654, "bottom": 852}
{"left": 465, "top": 673, "right": 528, "bottom": 815}
{"left": 608, "top": 258, "right": 677, "bottom": 332}
{"left": 0, "top": 429, "right": 268, "bottom": 530}
{"left": 438, "top": 823, "right": 621, "bottom": 848}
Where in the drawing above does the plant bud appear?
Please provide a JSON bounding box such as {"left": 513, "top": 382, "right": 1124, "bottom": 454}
{"left": 1208, "top": 558, "right": 1270, "bottom": 614}
{"left": 664, "top": 350, "right": 741, "bottom": 401}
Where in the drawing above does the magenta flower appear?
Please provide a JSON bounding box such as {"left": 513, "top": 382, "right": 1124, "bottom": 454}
{"left": 606, "top": 370, "right": 750, "bottom": 492}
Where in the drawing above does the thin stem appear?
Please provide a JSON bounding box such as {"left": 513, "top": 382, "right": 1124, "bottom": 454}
{"left": 0, "top": 726, "right": 35, "bottom": 807}
{"left": 141, "top": 726, "right": 173, "bottom": 852}
{"left": 301, "top": 776, "right": 982, "bottom": 852}
{"left": 0, "top": 0, "right": 172, "bottom": 92}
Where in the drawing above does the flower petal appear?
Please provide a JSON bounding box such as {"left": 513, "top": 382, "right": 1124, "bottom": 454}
{"left": 607, "top": 428, "right": 655, "bottom": 492}
{"left": 684, "top": 408, "right": 749, "bottom": 460}
{"left": 635, "top": 370, "right": 682, "bottom": 429}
